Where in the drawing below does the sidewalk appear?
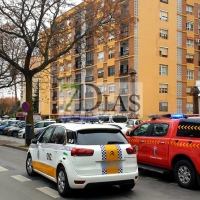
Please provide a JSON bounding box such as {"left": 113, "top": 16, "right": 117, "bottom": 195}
{"left": 0, "top": 135, "right": 29, "bottom": 151}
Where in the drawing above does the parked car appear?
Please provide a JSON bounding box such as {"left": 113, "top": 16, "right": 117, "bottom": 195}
{"left": 26, "top": 123, "right": 138, "bottom": 197}
{"left": 3, "top": 120, "right": 22, "bottom": 135}
{"left": 127, "top": 119, "right": 143, "bottom": 128}
{"left": 0, "top": 120, "right": 20, "bottom": 135}
{"left": 7, "top": 121, "right": 26, "bottom": 137}
{"left": 18, "top": 120, "right": 56, "bottom": 138}
{"left": 106, "top": 123, "right": 131, "bottom": 134}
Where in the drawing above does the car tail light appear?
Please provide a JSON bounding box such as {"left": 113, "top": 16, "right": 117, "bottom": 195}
{"left": 71, "top": 148, "right": 94, "bottom": 156}
{"left": 126, "top": 147, "right": 136, "bottom": 154}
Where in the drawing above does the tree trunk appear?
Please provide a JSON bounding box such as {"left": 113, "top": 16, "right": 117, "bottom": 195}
{"left": 25, "top": 74, "right": 34, "bottom": 139}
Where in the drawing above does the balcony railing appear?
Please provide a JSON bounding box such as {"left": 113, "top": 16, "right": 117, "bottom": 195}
{"left": 74, "top": 63, "right": 82, "bottom": 69}
{"left": 98, "top": 72, "right": 104, "bottom": 78}
{"left": 52, "top": 96, "right": 57, "bottom": 101}
{"left": 119, "top": 69, "right": 128, "bottom": 76}
{"left": 85, "top": 76, "right": 94, "bottom": 82}
{"left": 74, "top": 78, "right": 81, "bottom": 83}
{"left": 52, "top": 83, "right": 57, "bottom": 88}
{"left": 86, "top": 60, "right": 94, "bottom": 66}
{"left": 119, "top": 50, "right": 129, "bottom": 57}
{"left": 119, "top": 88, "right": 128, "bottom": 94}
{"left": 119, "top": 31, "right": 129, "bottom": 39}
{"left": 85, "top": 92, "right": 94, "bottom": 98}
{"left": 52, "top": 109, "right": 57, "bottom": 114}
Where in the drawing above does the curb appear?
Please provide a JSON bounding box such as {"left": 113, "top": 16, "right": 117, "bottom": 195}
{"left": 2, "top": 144, "right": 28, "bottom": 152}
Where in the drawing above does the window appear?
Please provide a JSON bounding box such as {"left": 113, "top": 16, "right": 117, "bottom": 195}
{"left": 108, "top": 66, "right": 115, "bottom": 76}
{"left": 159, "top": 47, "right": 168, "bottom": 57}
{"left": 59, "top": 105, "right": 64, "bottom": 111}
{"left": 187, "top": 103, "right": 193, "bottom": 113}
{"left": 108, "top": 32, "right": 115, "bottom": 41}
{"left": 160, "top": 0, "right": 168, "bottom": 3}
{"left": 150, "top": 124, "right": 169, "bottom": 137}
{"left": 186, "top": 54, "right": 194, "bottom": 63}
{"left": 35, "top": 122, "right": 44, "bottom": 128}
{"left": 187, "top": 39, "right": 194, "bottom": 47}
{"left": 131, "top": 123, "right": 150, "bottom": 136}
{"left": 39, "top": 126, "right": 55, "bottom": 143}
{"left": 108, "top": 49, "right": 115, "bottom": 59}
{"left": 159, "top": 83, "right": 168, "bottom": 93}
{"left": 186, "top": 70, "right": 194, "bottom": 80}
{"left": 60, "top": 65, "right": 64, "bottom": 72}
{"left": 98, "top": 36, "right": 104, "bottom": 44}
{"left": 98, "top": 85, "right": 104, "bottom": 94}
{"left": 98, "top": 70, "right": 104, "bottom": 78}
{"left": 50, "top": 126, "right": 65, "bottom": 144}
{"left": 160, "top": 10, "right": 168, "bottom": 21}
{"left": 108, "top": 84, "right": 115, "bottom": 93}
{"left": 67, "top": 90, "right": 71, "bottom": 97}
{"left": 159, "top": 64, "right": 168, "bottom": 75}
{"left": 60, "top": 90, "right": 64, "bottom": 98}
{"left": 98, "top": 103, "right": 104, "bottom": 110}
{"left": 67, "top": 76, "right": 71, "bottom": 83}
{"left": 186, "top": 5, "right": 193, "bottom": 14}
{"left": 67, "top": 63, "right": 71, "bottom": 69}
{"left": 159, "top": 102, "right": 168, "bottom": 111}
{"left": 160, "top": 29, "right": 168, "bottom": 39}
{"left": 186, "top": 21, "right": 194, "bottom": 31}
{"left": 98, "top": 51, "right": 104, "bottom": 62}
{"left": 60, "top": 78, "right": 64, "bottom": 85}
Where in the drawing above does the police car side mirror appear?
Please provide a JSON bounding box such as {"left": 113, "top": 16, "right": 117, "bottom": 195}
{"left": 31, "top": 138, "right": 38, "bottom": 144}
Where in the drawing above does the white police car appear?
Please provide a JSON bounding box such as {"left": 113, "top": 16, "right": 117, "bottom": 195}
{"left": 26, "top": 123, "right": 138, "bottom": 197}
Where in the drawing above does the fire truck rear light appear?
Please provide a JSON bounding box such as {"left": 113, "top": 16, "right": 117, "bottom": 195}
{"left": 71, "top": 148, "right": 94, "bottom": 156}
{"left": 126, "top": 147, "right": 136, "bottom": 154}
{"left": 74, "top": 180, "right": 85, "bottom": 184}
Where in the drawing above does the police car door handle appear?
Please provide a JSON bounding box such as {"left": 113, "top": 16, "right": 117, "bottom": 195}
{"left": 159, "top": 141, "right": 164, "bottom": 144}
{"left": 140, "top": 140, "right": 145, "bottom": 143}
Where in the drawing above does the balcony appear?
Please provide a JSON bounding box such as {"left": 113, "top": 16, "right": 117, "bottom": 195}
{"left": 52, "top": 96, "right": 57, "bottom": 101}
{"left": 74, "top": 63, "right": 82, "bottom": 69}
{"left": 52, "top": 109, "right": 57, "bottom": 114}
{"left": 119, "top": 88, "right": 128, "bottom": 94}
{"left": 85, "top": 44, "right": 94, "bottom": 51}
{"left": 86, "top": 60, "right": 94, "bottom": 66}
{"left": 119, "top": 31, "right": 129, "bottom": 39}
{"left": 119, "top": 69, "right": 128, "bottom": 76}
{"left": 119, "top": 50, "right": 129, "bottom": 57}
{"left": 52, "top": 82, "right": 57, "bottom": 88}
{"left": 74, "top": 78, "right": 81, "bottom": 83}
{"left": 85, "top": 92, "right": 94, "bottom": 98}
{"left": 98, "top": 72, "right": 104, "bottom": 78}
{"left": 85, "top": 76, "right": 94, "bottom": 82}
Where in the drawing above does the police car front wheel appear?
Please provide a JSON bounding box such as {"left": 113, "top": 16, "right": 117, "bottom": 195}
{"left": 57, "top": 166, "right": 72, "bottom": 197}
{"left": 174, "top": 160, "right": 196, "bottom": 189}
{"left": 26, "top": 155, "right": 35, "bottom": 176}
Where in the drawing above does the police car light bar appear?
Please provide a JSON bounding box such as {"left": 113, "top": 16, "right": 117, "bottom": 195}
{"left": 148, "top": 113, "right": 187, "bottom": 120}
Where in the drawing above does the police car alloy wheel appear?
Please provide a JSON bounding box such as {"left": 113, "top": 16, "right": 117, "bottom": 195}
{"left": 174, "top": 160, "right": 196, "bottom": 189}
{"left": 26, "top": 155, "right": 35, "bottom": 176}
{"left": 13, "top": 131, "right": 18, "bottom": 138}
{"left": 57, "top": 166, "right": 72, "bottom": 197}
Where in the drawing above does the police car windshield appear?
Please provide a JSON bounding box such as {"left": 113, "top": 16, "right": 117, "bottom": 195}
{"left": 76, "top": 129, "right": 128, "bottom": 145}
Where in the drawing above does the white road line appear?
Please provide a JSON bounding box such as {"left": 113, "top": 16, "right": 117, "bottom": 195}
{"left": 36, "top": 187, "right": 60, "bottom": 198}
{"left": 11, "top": 175, "right": 32, "bottom": 182}
{"left": 0, "top": 166, "right": 8, "bottom": 172}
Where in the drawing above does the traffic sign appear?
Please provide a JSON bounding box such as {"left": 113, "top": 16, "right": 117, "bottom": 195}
{"left": 22, "top": 102, "right": 30, "bottom": 112}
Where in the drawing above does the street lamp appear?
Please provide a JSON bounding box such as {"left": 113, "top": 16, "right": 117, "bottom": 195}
{"left": 129, "top": 68, "right": 137, "bottom": 118}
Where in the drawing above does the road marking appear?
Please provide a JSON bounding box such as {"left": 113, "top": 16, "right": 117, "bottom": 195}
{"left": 11, "top": 175, "right": 32, "bottom": 182}
{"left": 0, "top": 166, "right": 8, "bottom": 172}
{"left": 36, "top": 187, "right": 60, "bottom": 198}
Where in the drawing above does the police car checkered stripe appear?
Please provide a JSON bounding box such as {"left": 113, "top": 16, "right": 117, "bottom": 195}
{"left": 100, "top": 145, "right": 107, "bottom": 174}
{"left": 116, "top": 144, "right": 122, "bottom": 160}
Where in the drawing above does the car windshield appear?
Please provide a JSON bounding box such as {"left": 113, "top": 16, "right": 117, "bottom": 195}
{"left": 112, "top": 116, "right": 127, "bottom": 123}
{"left": 0, "top": 121, "right": 8, "bottom": 126}
{"left": 76, "top": 129, "right": 128, "bottom": 145}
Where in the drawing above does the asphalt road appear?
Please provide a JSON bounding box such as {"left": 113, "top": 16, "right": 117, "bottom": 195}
{"left": 0, "top": 145, "right": 200, "bottom": 200}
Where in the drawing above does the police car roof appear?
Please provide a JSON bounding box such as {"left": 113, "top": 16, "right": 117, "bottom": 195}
{"left": 51, "top": 123, "right": 119, "bottom": 131}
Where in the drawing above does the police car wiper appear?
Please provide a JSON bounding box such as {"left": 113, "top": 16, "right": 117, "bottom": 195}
{"left": 107, "top": 141, "right": 125, "bottom": 144}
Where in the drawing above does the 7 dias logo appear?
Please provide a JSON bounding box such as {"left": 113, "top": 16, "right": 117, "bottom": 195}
{"left": 60, "top": 82, "right": 143, "bottom": 117}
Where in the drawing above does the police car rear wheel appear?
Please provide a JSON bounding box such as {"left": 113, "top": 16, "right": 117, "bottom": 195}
{"left": 174, "top": 160, "right": 196, "bottom": 189}
{"left": 57, "top": 166, "right": 72, "bottom": 197}
{"left": 119, "top": 183, "right": 135, "bottom": 190}
{"left": 26, "top": 155, "right": 35, "bottom": 176}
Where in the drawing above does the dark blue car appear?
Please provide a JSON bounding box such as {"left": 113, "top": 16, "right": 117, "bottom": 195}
{"left": 0, "top": 120, "right": 20, "bottom": 135}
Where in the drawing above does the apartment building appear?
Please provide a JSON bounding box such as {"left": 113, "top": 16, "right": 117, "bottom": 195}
{"left": 39, "top": 0, "right": 200, "bottom": 120}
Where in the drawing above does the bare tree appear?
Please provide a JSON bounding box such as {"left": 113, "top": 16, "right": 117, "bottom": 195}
{"left": 0, "top": 0, "right": 136, "bottom": 138}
